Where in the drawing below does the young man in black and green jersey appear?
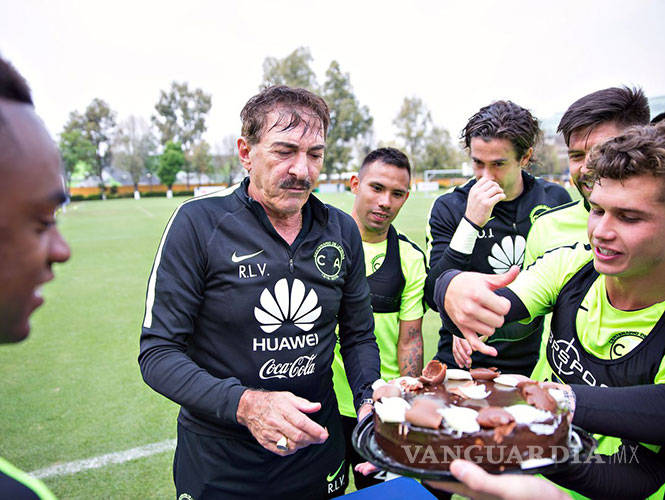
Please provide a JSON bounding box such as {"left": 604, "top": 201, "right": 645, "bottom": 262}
{"left": 0, "top": 57, "right": 70, "bottom": 499}
{"left": 435, "top": 123, "right": 665, "bottom": 499}
{"left": 331, "top": 148, "right": 427, "bottom": 490}
{"left": 425, "top": 100, "right": 570, "bottom": 376}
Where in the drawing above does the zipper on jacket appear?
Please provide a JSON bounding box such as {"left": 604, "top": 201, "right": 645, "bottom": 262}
{"left": 289, "top": 257, "right": 294, "bottom": 273}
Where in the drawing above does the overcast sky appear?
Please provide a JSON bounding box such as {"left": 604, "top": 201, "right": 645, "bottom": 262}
{"left": 2, "top": 0, "right": 664, "bottom": 148}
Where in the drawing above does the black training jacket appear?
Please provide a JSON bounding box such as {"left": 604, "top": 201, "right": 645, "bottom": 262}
{"left": 139, "top": 178, "right": 380, "bottom": 439}
{"left": 425, "top": 171, "right": 570, "bottom": 374}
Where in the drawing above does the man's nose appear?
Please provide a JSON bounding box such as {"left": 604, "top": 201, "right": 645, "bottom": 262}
{"left": 49, "top": 228, "right": 71, "bottom": 264}
{"left": 290, "top": 152, "right": 308, "bottom": 178}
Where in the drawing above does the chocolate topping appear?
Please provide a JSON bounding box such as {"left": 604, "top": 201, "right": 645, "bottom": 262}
{"left": 476, "top": 407, "right": 515, "bottom": 428}
{"left": 492, "top": 421, "right": 516, "bottom": 444}
{"left": 405, "top": 399, "right": 444, "bottom": 429}
{"left": 372, "top": 384, "right": 402, "bottom": 401}
{"left": 518, "top": 382, "right": 557, "bottom": 412}
{"left": 419, "top": 360, "right": 447, "bottom": 385}
{"left": 470, "top": 367, "right": 500, "bottom": 380}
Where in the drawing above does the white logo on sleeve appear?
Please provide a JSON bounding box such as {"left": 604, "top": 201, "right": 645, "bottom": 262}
{"left": 487, "top": 235, "right": 525, "bottom": 273}
{"left": 254, "top": 278, "right": 322, "bottom": 333}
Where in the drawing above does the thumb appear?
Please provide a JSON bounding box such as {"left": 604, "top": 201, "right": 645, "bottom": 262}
{"left": 486, "top": 265, "right": 519, "bottom": 291}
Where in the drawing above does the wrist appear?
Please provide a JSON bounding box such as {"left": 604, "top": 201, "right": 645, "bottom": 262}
{"left": 236, "top": 389, "right": 257, "bottom": 426}
{"left": 450, "top": 217, "right": 480, "bottom": 254}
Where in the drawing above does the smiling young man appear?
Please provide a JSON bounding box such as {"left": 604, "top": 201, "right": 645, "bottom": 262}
{"left": 0, "top": 56, "right": 70, "bottom": 499}
{"left": 424, "top": 100, "right": 570, "bottom": 376}
{"left": 331, "top": 148, "right": 426, "bottom": 490}
{"left": 139, "top": 86, "right": 380, "bottom": 499}
{"left": 434, "top": 123, "right": 665, "bottom": 498}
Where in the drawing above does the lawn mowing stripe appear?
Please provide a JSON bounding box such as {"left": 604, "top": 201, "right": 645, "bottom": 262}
{"left": 137, "top": 205, "right": 155, "bottom": 218}
{"left": 29, "top": 439, "right": 176, "bottom": 479}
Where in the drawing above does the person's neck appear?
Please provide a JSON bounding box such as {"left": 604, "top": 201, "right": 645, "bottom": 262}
{"left": 265, "top": 208, "right": 302, "bottom": 245}
{"left": 503, "top": 175, "right": 525, "bottom": 202}
{"left": 606, "top": 273, "right": 665, "bottom": 311}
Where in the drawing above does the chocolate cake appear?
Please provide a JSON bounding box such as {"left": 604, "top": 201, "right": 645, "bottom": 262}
{"left": 371, "top": 361, "right": 571, "bottom": 472}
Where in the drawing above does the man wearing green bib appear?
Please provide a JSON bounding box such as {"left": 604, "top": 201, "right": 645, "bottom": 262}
{"left": 331, "top": 148, "right": 427, "bottom": 490}
{"left": 435, "top": 123, "right": 665, "bottom": 499}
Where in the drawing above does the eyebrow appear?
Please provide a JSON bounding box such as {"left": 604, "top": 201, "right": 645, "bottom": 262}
{"left": 589, "top": 200, "right": 649, "bottom": 216}
{"left": 471, "top": 156, "right": 507, "bottom": 163}
{"left": 271, "top": 141, "right": 325, "bottom": 151}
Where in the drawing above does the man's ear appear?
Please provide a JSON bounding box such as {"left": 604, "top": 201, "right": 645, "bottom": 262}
{"left": 238, "top": 137, "right": 252, "bottom": 171}
{"left": 520, "top": 147, "right": 533, "bottom": 167}
{"left": 350, "top": 174, "right": 360, "bottom": 194}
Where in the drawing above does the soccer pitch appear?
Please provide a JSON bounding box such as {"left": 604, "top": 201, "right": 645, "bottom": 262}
{"left": 0, "top": 190, "right": 444, "bottom": 498}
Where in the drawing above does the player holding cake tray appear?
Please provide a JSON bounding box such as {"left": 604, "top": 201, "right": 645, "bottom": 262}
{"left": 434, "top": 123, "right": 665, "bottom": 498}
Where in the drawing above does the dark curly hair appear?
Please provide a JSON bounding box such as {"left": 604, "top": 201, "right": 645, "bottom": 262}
{"left": 461, "top": 100, "right": 540, "bottom": 160}
{"left": 240, "top": 85, "right": 330, "bottom": 145}
{"left": 558, "top": 87, "right": 649, "bottom": 146}
{"left": 587, "top": 122, "right": 665, "bottom": 199}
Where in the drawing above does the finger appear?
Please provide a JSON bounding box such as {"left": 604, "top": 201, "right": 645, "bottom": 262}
{"left": 289, "top": 394, "right": 323, "bottom": 414}
{"left": 460, "top": 339, "right": 472, "bottom": 367}
{"left": 453, "top": 342, "right": 466, "bottom": 368}
{"left": 486, "top": 266, "right": 520, "bottom": 292}
{"left": 283, "top": 409, "right": 328, "bottom": 444}
{"left": 461, "top": 329, "right": 497, "bottom": 357}
{"left": 354, "top": 462, "right": 379, "bottom": 476}
{"left": 453, "top": 339, "right": 471, "bottom": 368}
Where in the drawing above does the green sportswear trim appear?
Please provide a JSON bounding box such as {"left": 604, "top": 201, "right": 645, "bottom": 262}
{"left": 0, "top": 456, "right": 57, "bottom": 500}
{"left": 332, "top": 234, "right": 426, "bottom": 417}
{"left": 524, "top": 199, "right": 589, "bottom": 268}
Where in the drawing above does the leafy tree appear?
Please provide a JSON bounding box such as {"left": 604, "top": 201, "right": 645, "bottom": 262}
{"left": 212, "top": 135, "right": 243, "bottom": 186}
{"left": 261, "top": 46, "right": 318, "bottom": 91}
{"left": 112, "top": 116, "right": 156, "bottom": 197}
{"left": 421, "top": 126, "right": 466, "bottom": 172}
{"left": 321, "top": 61, "right": 373, "bottom": 176}
{"left": 532, "top": 140, "right": 566, "bottom": 177}
{"left": 62, "top": 98, "right": 116, "bottom": 198}
{"left": 393, "top": 97, "right": 432, "bottom": 172}
{"left": 152, "top": 81, "right": 212, "bottom": 187}
{"left": 190, "top": 139, "right": 213, "bottom": 185}
{"left": 158, "top": 141, "right": 185, "bottom": 197}
{"left": 59, "top": 129, "right": 96, "bottom": 192}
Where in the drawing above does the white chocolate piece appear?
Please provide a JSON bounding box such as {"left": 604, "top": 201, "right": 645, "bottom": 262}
{"left": 437, "top": 406, "right": 480, "bottom": 433}
{"left": 494, "top": 374, "right": 520, "bottom": 387}
{"left": 375, "top": 397, "right": 411, "bottom": 423}
{"left": 505, "top": 404, "right": 551, "bottom": 424}
{"left": 445, "top": 369, "right": 473, "bottom": 381}
{"left": 372, "top": 379, "right": 388, "bottom": 391}
{"left": 458, "top": 383, "right": 491, "bottom": 400}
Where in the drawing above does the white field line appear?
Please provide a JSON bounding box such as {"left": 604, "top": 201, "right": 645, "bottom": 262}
{"left": 30, "top": 439, "right": 176, "bottom": 479}
{"left": 138, "top": 205, "right": 155, "bottom": 218}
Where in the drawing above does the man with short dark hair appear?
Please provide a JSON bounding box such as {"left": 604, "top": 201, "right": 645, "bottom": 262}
{"left": 139, "top": 85, "right": 380, "bottom": 499}
{"left": 0, "top": 56, "right": 70, "bottom": 499}
{"left": 331, "top": 147, "right": 426, "bottom": 490}
{"left": 424, "top": 100, "right": 570, "bottom": 375}
{"left": 524, "top": 86, "right": 650, "bottom": 269}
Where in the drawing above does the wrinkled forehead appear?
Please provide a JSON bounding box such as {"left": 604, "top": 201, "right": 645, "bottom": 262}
{"left": 262, "top": 106, "right": 326, "bottom": 142}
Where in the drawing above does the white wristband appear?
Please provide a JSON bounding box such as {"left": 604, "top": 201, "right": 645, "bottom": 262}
{"left": 449, "top": 217, "right": 479, "bottom": 254}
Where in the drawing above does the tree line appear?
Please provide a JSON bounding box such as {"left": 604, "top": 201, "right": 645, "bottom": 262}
{"left": 60, "top": 47, "right": 561, "bottom": 199}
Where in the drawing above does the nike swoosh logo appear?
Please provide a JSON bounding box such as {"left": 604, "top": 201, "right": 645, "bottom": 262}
{"left": 326, "top": 460, "right": 345, "bottom": 482}
{"left": 231, "top": 250, "right": 264, "bottom": 263}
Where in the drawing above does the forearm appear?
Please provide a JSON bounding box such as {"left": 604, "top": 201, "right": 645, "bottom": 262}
{"left": 425, "top": 217, "right": 480, "bottom": 310}
{"left": 572, "top": 384, "right": 665, "bottom": 444}
{"left": 546, "top": 444, "right": 665, "bottom": 499}
{"left": 138, "top": 337, "right": 247, "bottom": 424}
{"left": 397, "top": 319, "right": 423, "bottom": 377}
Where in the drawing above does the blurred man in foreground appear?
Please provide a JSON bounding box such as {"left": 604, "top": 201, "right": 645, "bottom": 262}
{"left": 0, "top": 56, "right": 71, "bottom": 499}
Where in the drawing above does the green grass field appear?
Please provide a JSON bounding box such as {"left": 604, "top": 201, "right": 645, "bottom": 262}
{"left": 0, "top": 191, "right": 445, "bottom": 499}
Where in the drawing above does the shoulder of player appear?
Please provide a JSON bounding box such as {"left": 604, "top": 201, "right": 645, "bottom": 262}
{"left": 532, "top": 199, "right": 583, "bottom": 224}
{"left": 178, "top": 182, "right": 244, "bottom": 217}
{"left": 524, "top": 240, "right": 592, "bottom": 271}
{"left": 396, "top": 231, "right": 426, "bottom": 259}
